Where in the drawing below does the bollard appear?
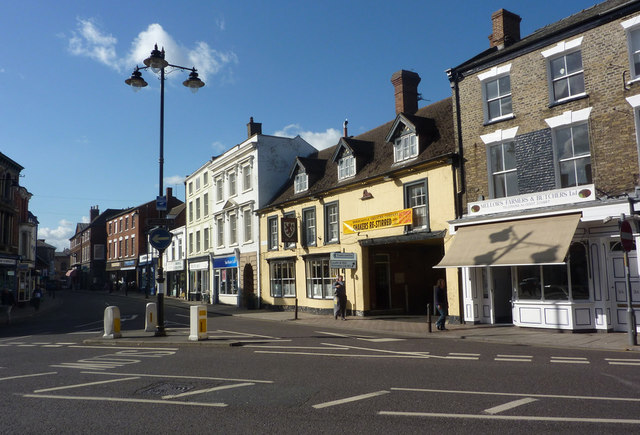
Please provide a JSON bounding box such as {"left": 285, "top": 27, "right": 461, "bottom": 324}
{"left": 427, "top": 303, "right": 432, "bottom": 333}
{"left": 188, "top": 305, "right": 208, "bottom": 341}
{"left": 103, "top": 306, "right": 122, "bottom": 339}
{"left": 295, "top": 298, "right": 298, "bottom": 320}
{"left": 145, "top": 303, "right": 157, "bottom": 332}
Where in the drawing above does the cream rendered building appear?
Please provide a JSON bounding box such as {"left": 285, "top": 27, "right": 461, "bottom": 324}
{"left": 259, "top": 71, "right": 462, "bottom": 319}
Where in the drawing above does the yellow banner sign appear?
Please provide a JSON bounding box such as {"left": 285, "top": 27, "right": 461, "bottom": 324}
{"left": 343, "top": 209, "right": 413, "bottom": 234}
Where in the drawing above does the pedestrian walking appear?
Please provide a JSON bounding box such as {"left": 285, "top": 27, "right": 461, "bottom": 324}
{"left": 333, "top": 275, "right": 347, "bottom": 320}
{"left": 434, "top": 278, "right": 448, "bottom": 330}
{"left": 1, "top": 288, "right": 16, "bottom": 324}
{"left": 31, "top": 287, "right": 43, "bottom": 311}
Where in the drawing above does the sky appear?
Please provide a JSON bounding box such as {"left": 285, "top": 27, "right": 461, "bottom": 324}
{"left": 1, "top": 0, "right": 602, "bottom": 251}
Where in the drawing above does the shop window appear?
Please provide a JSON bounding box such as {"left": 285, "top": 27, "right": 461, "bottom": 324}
{"left": 305, "top": 256, "right": 338, "bottom": 299}
{"left": 219, "top": 268, "right": 237, "bottom": 295}
{"left": 270, "top": 260, "right": 296, "bottom": 297}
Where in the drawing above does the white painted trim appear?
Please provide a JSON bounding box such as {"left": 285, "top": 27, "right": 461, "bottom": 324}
{"left": 541, "top": 36, "right": 583, "bottom": 58}
{"left": 477, "top": 64, "right": 512, "bottom": 81}
{"left": 544, "top": 107, "right": 592, "bottom": 128}
{"left": 480, "top": 126, "right": 519, "bottom": 145}
{"left": 621, "top": 15, "right": 640, "bottom": 29}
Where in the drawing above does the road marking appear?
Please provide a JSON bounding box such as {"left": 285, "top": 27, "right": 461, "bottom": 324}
{"left": 449, "top": 353, "right": 480, "bottom": 357}
{"left": 378, "top": 411, "right": 640, "bottom": 424}
{"left": 162, "top": 382, "right": 255, "bottom": 399}
{"left": 81, "top": 371, "right": 274, "bottom": 384}
{"left": 34, "top": 377, "right": 140, "bottom": 393}
{"left": 606, "top": 358, "right": 640, "bottom": 366}
{"left": 22, "top": 394, "right": 227, "bottom": 407}
{"left": 391, "top": 387, "right": 640, "bottom": 402}
{"left": 70, "top": 345, "right": 179, "bottom": 351}
{"left": 217, "top": 329, "right": 278, "bottom": 339}
{"left": 0, "top": 372, "right": 57, "bottom": 382}
{"left": 550, "top": 356, "right": 589, "bottom": 364}
{"left": 322, "top": 342, "right": 430, "bottom": 358}
{"left": 483, "top": 397, "right": 538, "bottom": 414}
{"left": 358, "top": 338, "right": 405, "bottom": 342}
{"left": 244, "top": 345, "right": 350, "bottom": 350}
{"left": 313, "top": 390, "right": 389, "bottom": 409}
{"left": 0, "top": 335, "right": 31, "bottom": 342}
{"left": 316, "top": 331, "right": 372, "bottom": 338}
{"left": 495, "top": 354, "right": 532, "bottom": 362}
{"left": 254, "top": 351, "right": 427, "bottom": 359}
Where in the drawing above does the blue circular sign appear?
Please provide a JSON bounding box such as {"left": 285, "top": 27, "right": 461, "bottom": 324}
{"left": 149, "top": 228, "right": 173, "bottom": 251}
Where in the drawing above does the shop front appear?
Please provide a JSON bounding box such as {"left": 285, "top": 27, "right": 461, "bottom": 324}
{"left": 438, "top": 186, "right": 640, "bottom": 332}
{"left": 138, "top": 255, "right": 155, "bottom": 296}
{"left": 165, "top": 259, "right": 185, "bottom": 298}
{"left": 187, "top": 257, "right": 209, "bottom": 302}
{"left": 213, "top": 255, "right": 238, "bottom": 306}
{"left": 0, "top": 255, "right": 18, "bottom": 300}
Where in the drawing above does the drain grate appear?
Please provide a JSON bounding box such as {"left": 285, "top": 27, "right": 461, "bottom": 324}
{"left": 138, "top": 382, "right": 195, "bottom": 396}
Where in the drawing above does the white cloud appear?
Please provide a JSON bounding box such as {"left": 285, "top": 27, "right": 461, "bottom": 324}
{"left": 68, "top": 19, "right": 237, "bottom": 82}
{"left": 68, "top": 18, "right": 119, "bottom": 69}
{"left": 165, "top": 175, "right": 185, "bottom": 186}
{"left": 38, "top": 219, "right": 75, "bottom": 251}
{"left": 274, "top": 124, "right": 341, "bottom": 150}
{"left": 211, "top": 141, "right": 228, "bottom": 154}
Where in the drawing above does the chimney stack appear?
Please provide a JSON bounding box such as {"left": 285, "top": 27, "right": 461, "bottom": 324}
{"left": 391, "top": 70, "right": 421, "bottom": 115}
{"left": 343, "top": 119, "right": 348, "bottom": 137}
{"left": 247, "top": 117, "right": 262, "bottom": 138}
{"left": 166, "top": 187, "right": 173, "bottom": 199}
{"left": 90, "top": 205, "right": 99, "bottom": 222}
{"left": 489, "top": 9, "right": 521, "bottom": 49}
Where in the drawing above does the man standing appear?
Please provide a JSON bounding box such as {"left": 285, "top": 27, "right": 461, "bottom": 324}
{"left": 333, "top": 275, "right": 347, "bottom": 320}
{"left": 434, "top": 278, "right": 448, "bottom": 330}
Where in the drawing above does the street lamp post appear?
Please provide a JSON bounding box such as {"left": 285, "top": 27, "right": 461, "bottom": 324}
{"left": 125, "top": 44, "right": 204, "bottom": 336}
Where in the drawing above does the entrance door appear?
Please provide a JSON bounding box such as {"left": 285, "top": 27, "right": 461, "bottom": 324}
{"left": 374, "top": 254, "right": 391, "bottom": 310}
{"left": 492, "top": 267, "right": 513, "bottom": 323}
{"left": 607, "top": 245, "right": 639, "bottom": 332}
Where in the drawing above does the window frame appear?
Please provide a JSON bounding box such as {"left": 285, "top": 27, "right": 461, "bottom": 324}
{"left": 324, "top": 201, "right": 339, "bottom": 244}
{"left": 542, "top": 37, "right": 585, "bottom": 105}
{"left": 243, "top": 208, "right": 253, "bottom": 243}
{"left": 270, "top": 259, "right": 296, "bottom": 298}
{"left": 404, "top": 179, "right": 429, "bottom": 232}
{"left": 393, "top": 133, "right": 418, "bottom": 163}
{"left": 488, "top": 140, "right": 518, "bottom": 198}
{"left": 337, "top": 154, "right": 356, "bottom": 180}
{"left": 294, "top": 172, "right": 308, "bottom": 194}
{"left": 305, "top": 256, "right": 339, "bottom": 299}
{"left": 268, "top": 216, "right": 279, "bottom": 251}
{"left": 302, "top": 207, "right": 316, "bottom": 247}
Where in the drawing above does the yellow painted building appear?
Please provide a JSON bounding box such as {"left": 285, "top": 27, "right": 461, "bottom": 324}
{"left": 258, "top": 71, "right": 461, "bottom": 320}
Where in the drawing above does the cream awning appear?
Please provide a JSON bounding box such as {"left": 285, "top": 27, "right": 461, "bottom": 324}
{"left": 435, "top": 213, "right": 581, "bottom": 268}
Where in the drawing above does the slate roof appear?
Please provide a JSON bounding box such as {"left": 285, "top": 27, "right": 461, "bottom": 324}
{"left": 450, "top": 0, "right": 640, "bottom": 76}
{"left": 263, "top": 97, "right": 454, "bottom": 210}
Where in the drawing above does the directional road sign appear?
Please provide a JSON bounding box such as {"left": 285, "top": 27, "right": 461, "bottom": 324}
{"left": 149, "top": 227, "right": 173, "bottom": 251}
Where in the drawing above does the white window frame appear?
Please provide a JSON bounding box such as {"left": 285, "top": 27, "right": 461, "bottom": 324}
{"left": 268, "top": 216, "right": 278, "bottom": 251}
{"left": 622, "top": 16, "right": 640, "bottom": 81}
{"left": 215, "top": 177, "right": 223, "bottom": 203}
{"left": 478, "top": 64, "right": 513, "bottom": 123}
{"left": 481, "top": 127, "right": 519, "bottom": 198}
{"left": 229, "top": 213, "right": 238, "bottom": 246}
{"left": 203, "top": 193, "right": 209, "bottom": 217}
{"left": 294, "top": 172, "right": 308, "bottom": 193}
{"left": 242, "top": 164, "right": 252, "bottom": 191}
{"left": 404, "top": 179, "right": 429, "bottom": 232}
{"left": 338, "top": 154, "right": 356, "bottom": 180}
{"left": 542, "top": 37, "right": 585, "bottom": 104}
{"left": 243, "top": 208, "right": 253, "bottom": 243}
{"left": 545, "top": 108, "right": 593, "bottom": 188}
{"left": 302, "top": 207, "right": 316, "bottom": 247}
{"left": 216, "top": 216, "right": 224, "bottom": 248}
{"left": 270, "top": 260, "right": 296, "bottom": 298}
{"left": 228, "top": 171, "right": 237, "bottom": 197}
{"left": 324, "top": 202, "right": 339, "bottom": 244}
{"left": 394, "top": 133, "right": 418, "bottom": 163}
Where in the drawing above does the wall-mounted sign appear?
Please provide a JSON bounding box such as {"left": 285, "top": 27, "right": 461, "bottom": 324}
{"left": 468, "top": 185, "right": 595, "bottom": 216}
{"left": 330, "top": 252, "right": 357, "bottom": 269}
{"left": 342, "top": 209, "right": 413, "bottom": 234}
{"left": 281, "top": 217, "right": 297, "bottom": 243}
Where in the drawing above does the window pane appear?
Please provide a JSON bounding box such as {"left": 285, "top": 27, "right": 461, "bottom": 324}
{"left": 553, "top": 78, "right": 569, "bottom": 100}
{"left": 550, "top": 57, "right": 566, "bottom": 79}
{"left": 500, "top": 96, "right": 512, "bottom": 117}
{"left": 559, "top": 160, "right": 576, "bottom": 187}
{"left": 490, "top": 145, "right": 504, "bottom": 172}
{"left": 517, "top": 266, "right": 541, "bottom": 300}
{"left": 498, "top": 75, "right": 511, "bottom": 94}
{"left": 634, "top": 52, "right": 640, "bottom": 77}
{"left": 565, "top": 51, "right": 583, "bottom": 74}
{"left": 486, "top": 79, "right": 498, "bottom": 100}
{"left": 575, "top": 158, "right": 592, "bottom": 185}
{"left": 488, "top": 100, "right": 501, "bottom": 120}
{"left": 493, "top": 173, "right": 506, "bottom": 198}
{"left": 503, "top": 142, "right": 516, "bottom": 169}
{"left": 543, "top": 265, "right": 568, "bottom": 300}
{"left": 572, "top": 124, "right": 589, "bottom": 156}
{"left": 569, "top": 243, "right": 589, "bottom": 300}
{"left": 555, "top": 127, "right": 573, "bottom": 160}
{"left": 505, "top": 171, "right": 519, "bottom": 196}
{"left": 568, "top": 73, "right": 585, "bottom": 95}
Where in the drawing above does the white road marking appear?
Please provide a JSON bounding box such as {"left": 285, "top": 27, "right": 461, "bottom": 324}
{"left": 483, "top": 397, "right": 538, "bottom": 415}
{"left": 495, "top": 354, "right": 532, "bottom": 362}
{"left": 0, "top": 372, "right": 57, "bottom": 382}
{"left": 0, "top": 335, "right": 31, "bottom": 342}
{"left": 378, "top": 411, "right": 640, "bottom": 424}
{"left": 313, "top": 390, "right": 389, "bottom": 409}
{"left": 244, "top": 345, "right": 350, "bottom": 350}
{"left": 494, "top": 358, "right": 532, "bottom": 362}
{"left": 254, "top": 351, "right": 427, "bottom": 359}
{"left": 317, "top": 331, "right": 374, "bottom": 338}
{"left": 81, "top": 371, "right": 274, "bottom": 384}
{"left": 322, "top": 342, "right": 430, "bottom": 358}
{"left": 606, "top": 358, "right": 640, "bottom": 366}
{"left": 449, "top": 353, "right": 480, "bottom": 357}
{"left": 22, "top": 394, "right": 227, "bottom": 407}
{"left": 497, "top": 354, "right": 533, "bottom": 358}
{"left": 70, "top": 345, "right": 179, "bottom": 351}
{"left": 550, "top": 356, "right": 589, "bottom": 364}
{"left": 358, "top": 338, "right": 405, "bottom": 342}
{"left": 162, "top": 382, "right": 255, "bottom": 399}
{"left": 217, "top": 329, "right": 278, "bottom": 339}
{"left": 34, "top": 377, "right": 140, "bottom": 393}
{"left": 392, "top": 387, "right": 640, "bottom": 402}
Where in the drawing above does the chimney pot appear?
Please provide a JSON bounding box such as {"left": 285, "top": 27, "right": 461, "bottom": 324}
{"left": 391, "top": 70, "right": 421, "bottom": 115}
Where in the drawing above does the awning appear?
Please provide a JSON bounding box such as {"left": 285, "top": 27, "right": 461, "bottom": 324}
{"left": 435, "top": 213, "right": 581, "bottom": 268}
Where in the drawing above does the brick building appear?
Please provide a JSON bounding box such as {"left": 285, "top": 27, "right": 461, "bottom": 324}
{"left": 441, "top": 0, "right": 640, "bottom": 331}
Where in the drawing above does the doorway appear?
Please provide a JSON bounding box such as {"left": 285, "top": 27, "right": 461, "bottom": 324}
{"left": 492, "top": 267, "right": 513, "bottom": 323}
{"left": 374, "top": 254, "right": 391, "bottom": 310}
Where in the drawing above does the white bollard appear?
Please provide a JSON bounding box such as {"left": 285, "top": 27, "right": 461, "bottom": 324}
{"left": 145, "top": 303, "right": 157, "bottom": 332}
{"left": 188, "top": 305, "right": 208, "bottom": 341}
{"left": 103, "top": 306, "right": 122, "bottom": 339}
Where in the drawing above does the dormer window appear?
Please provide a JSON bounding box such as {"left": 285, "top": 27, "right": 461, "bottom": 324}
{"left": 294, "top": 172, "right": 308, "bottom": 193}
{"left": 394, "top": 133, "right": 417, "bottom": 162}
{"left": 338, "top": 155, "right": 355, "bottom": 180}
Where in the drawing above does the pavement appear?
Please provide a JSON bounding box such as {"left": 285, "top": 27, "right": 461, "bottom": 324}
{"left": 2, "top": 289, "right": 639, "bottom": 353}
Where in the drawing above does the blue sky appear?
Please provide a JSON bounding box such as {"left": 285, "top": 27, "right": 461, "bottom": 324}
{"left": 1, "top": 0, "right": 599, "bottom": 250}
